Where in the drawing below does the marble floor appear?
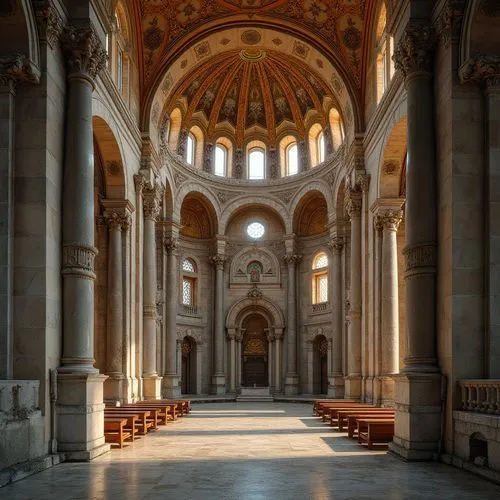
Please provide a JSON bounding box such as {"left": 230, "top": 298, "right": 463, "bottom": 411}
{"left": 3, "top": 402, "right": 500, "bottom": 500}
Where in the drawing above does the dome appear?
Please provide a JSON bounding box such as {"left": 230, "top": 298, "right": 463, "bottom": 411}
{"left": 165, "top": 48, "right": 336, "bottom": 147}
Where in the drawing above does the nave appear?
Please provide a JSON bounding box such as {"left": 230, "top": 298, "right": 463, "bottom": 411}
{"left": 3, "top": 403, "right": 500, "bottom": 500}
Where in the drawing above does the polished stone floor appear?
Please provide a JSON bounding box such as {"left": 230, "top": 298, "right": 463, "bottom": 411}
{"left": 3, "top": 402, "right": 500, "bottom": 499}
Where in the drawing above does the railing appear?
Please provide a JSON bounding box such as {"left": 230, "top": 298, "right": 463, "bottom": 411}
{"left": 312, "top": 302, "right": 329, "bottom": 313}
{"left": 180, "top": 304, "right": 199, "bottom": 316}
{"left": 458, "top": 379, "right": 500, "bottom": 415}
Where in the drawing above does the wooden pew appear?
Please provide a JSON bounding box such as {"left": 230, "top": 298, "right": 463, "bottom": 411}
{"left": 133, "top": 402, "right": 177, "bottom": 421}
{"left": 315, "top": 401, "right": 358, "bottom": 418}
{"left": 324, "top": 404, "right": 375, "bottom": 423}
{"left": 347, "top": 413, "right": 395, "bottom": 438}
{"left": 312, "top": 399, "right": 354, "bottom": 416}
{"left": 105, "top": 408, "right": 155, "bottom": 434}
{"left": 137, "top": 399, "right": 190, "bottom": 417}
{"left": 122, "top": 404, "right": 169, "bottom": 425}
{"left": 104, "top": 418, "right": 132, "bottom": 448}
{"left": 335, "top": 409, "right": 394, "bottom": 432}
{"left": 357, "top": 419, "right": 395, "bottom": 449}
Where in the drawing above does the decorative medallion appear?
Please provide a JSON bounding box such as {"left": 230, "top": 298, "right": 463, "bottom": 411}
{"left": 194, "top": 41, "right": 211, "bottom": 60}
{"left": 241, "top": 30, "right": 262, "bottom": 45}
{"left": 239, "top": 49, "right": 267, "bottom": 62}
{"left": 292, "top": 40, "right": 309, "bottom": 59}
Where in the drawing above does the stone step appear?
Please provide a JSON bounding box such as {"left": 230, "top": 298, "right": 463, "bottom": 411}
{"left": 236, "top": 396, "right": 274, "bottom": 402}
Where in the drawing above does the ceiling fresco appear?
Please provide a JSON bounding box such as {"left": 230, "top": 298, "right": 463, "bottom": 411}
{"left": 167, "top": 49, "right": 333, "bottom": 143}
{"left": 139, "top": 0, "right": 368, "bottom": 91}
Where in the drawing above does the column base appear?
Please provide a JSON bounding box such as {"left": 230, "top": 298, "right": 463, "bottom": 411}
{"left": 211, "top": 374, "right": 226, "bottom": 395}
{"left": 56, "top": 372, "right": 110, "bottom": 461}
{"left": 161, "top": 375, "right": 181, "bottom": 398}
{"left": 327, "top": 375, "right": 345, "bottom": 398}
{"left": 374, "top": 375, "right": 396, "bottom": 407}
{"left": 284, "top": 374, "right": 299, "bottom": 395}
{"left": 388, "top": 372, "right": 443, "bottom": 461}
{"left": 103, "top": 374, "right": 125, "bottom": 404}
{"left": 344, "top": 375, "right": 362, "bottom": 400}
{"left": 143, "top": 375, "right": 162, "bottom": 399}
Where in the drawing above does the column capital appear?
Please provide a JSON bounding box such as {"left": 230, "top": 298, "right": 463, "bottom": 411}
{"left": 143, "top": 184, "right": 163, "bottom": 221}
{"left": 266, "top": 330, "right": 275, "bottom": 342}
{"left": 134, "top": 174, "right": 145, "bottom": 194}
{"left": 0, "top": 54, "right": 40, "bottom": 89}
{"left": 403, "top": 242, "right": 437, "bottom": 276}
{"left": 393, "top": 23, "right": 435, "bottom": 81}
{"left": 283, "top": 253, "right": 302, "bottom": 266}
{"left": 211, "top": 254, "right": 227, "bottom": 270}
{"left": 328, "top": 236, "right": 344, "bottom": 254}
{"left": 62, "top": 244, "right": 97, "bottom": 280}
{"left": 274, "top": 328, "right": 284, "bottom": 341}
{"left": 345, "top": 185, "right": 362, "bottom": 219}
{"left": 374, "top": 209, "right": 403, "bottom": 232}
{"left": 104, "top": 211, "right": 131, "bottom": 231}
{"left": 164, "top": 236, "right": 179, "bottom": 255}
{"left": 459, "top": 56, "right": 500, "bottom": 88}
{"left": 61, "top": 25, "right": 107, "bottom": 85}
{"left": 34, "top": 0, "right": 65, "bottom": 48}
{"left": 227, "top": 328, "right": 237, "bottom": 341}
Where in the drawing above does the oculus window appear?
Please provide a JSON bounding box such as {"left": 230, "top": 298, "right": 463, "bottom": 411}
{"left": 247, "top": 222, "right": 265, "bottom": 239}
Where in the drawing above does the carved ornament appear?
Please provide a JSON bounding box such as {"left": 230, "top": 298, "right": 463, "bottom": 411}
{"left": 459, "top": 56, "right": 500, "bottom": 87}
{"left": 247, "top": 285, "right": 263, "bottom": 299}
{"left": 143, "top": 304, "right": 157, "bottom": 318}
{"left": 393, "top": 24, "right": 435, "bottom": 79}
{"left": 345, "top": 186, "right": 362, "bottom": 219}
{"left": 143, "top": 185, "right": 162, "bottom": 220}
{"left": 375, "top": 209, "right": 403, "bottom": 232}
{"left": 62, "top": 244, "right": 97, "bottom": 280}
{"left": 404, "top": 243, "right": 437, "bottom": 274}
{"left": 211, "top": 254, "right": 227, "bottom": 270}
{"left": 105, "top": 212, "right": 131, "bottom": 231}
{"left": 33, "top": 0, "right": 64, "bottom": 48}
{"left": 328, "top": 236, "right": 344, "bottom": 254}
{"left": 0, "top": 54, "right": 40, "bottom": 88}
{"left": 134, "top": 174, "right": 145, "bottom": 194}
{"left": 61, "top": 26, "right": 107, "bottom": 82}
{"left": 164, "top": 236, "right": 178, "bottom": 254}
{"left": 283, "top": 253, "right": 302, "bottom": 266}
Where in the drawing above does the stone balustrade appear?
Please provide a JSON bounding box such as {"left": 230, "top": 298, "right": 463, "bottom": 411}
{"left": 180, "top": 304, "right": 199, "bottom": 316}
{"left": 312, "top": 302, "right": 328, "bottom": 313}
{"left": 458, "top": 380, "right": 500, "bottom": 415}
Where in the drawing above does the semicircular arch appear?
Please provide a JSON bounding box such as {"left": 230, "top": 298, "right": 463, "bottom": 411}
{"left": 174, "top": 181, "right": 220, "bottom": 227}
{"left": 226, "top": 295, "right": 285, "bottom": 330}
{"left": 290, "top": 180, "right": 333, "bottom": 222}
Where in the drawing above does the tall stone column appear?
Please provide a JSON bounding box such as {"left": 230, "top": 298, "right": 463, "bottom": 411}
{"left": 176, "top": 339, "right": 182, "bottom": 391}
{"left": 275, "top": 329, "right": 283, "bottom": 392}
{"left": 284, "top": 252, "right": 301, "bottom": 394}
{"left": 236, "top": 330, "right": 243, "bottom": 390}
{"left": 375, "top": 209, "right": 403, "bottom": 405}
{"left": 227, "top": 328, "right": 237, "bottom": 393}
{"left": 163, "top": 236, "right": 180, "bottom": 397}
{"left": 57, "top": 26, "right": 109, "bottom": 460}
{"left": 102, "top": 210, "right": 130, "bottom": 403}
{"left": 142, "top": 184, "right": 162, "bottom": 398}
{"left": 345, "top": 186, "right": 362, "bottom": 399}
{"left": 327, "top": 236, "right": 345, "bottom": 397}
{"left": 211, "top": 252, "right": 227, "bottom": 394}
{"left": 266, "top": 330, "right": 274, "bottom": 389}
{"left": 389, "top": 23, "right": 441, "bottom": 460}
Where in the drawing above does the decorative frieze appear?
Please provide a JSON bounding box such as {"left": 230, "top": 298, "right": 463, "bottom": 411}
{"left": 61, "top": 26, "right": 107, "bottom": 82}
{"left": 404, "top": 243, "right": 437, "bottom": 275}
{"left": 62, "top": 244, "right": 97, "bottom": 280}
{"left": 393, "top": 23, "right": 435, "bottom": 79}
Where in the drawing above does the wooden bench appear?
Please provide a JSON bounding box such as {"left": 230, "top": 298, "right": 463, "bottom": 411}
{"left": 336, "top": 409, "right": 394, "bottom": 432}
{"left": 105, "top": 408, "right": 154, "bottom": 434}
{"left": 135, "top": 402, "right": 177, "bottom": 421}
{"left": 136, "top": 399, "right": 190, "bottom": 417}
{"left": 313, "top": 399, "right": 354, "bottom": 416}
{"left": 346, "top": 413, "right": 395, "bottom": 437}
{"left": 324, "top": 404, "right": 375, "bottom": 423}
{"left": 357, "top": 419, "right": 395, "bottom": 449}
{"left": 315, "top": 401, "right": 358, "bottom": 418}
{"left": 104, "top": 418, "right": 132, "bottom": 448}
{"left": 122, "top": 404, "right": 169, "bottom": 425}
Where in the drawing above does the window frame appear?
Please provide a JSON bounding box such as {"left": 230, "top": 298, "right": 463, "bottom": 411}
{"left": 186, "top": 132, "right": 196, "bottom": 165}
{"left": 181, "top": 258, "right": 198, "bottom": 308}
{"left": 312, "top": 252, "right": 329, "bottom": 305}
{"left": 285, "top": 142, "right": 298, "bottom": 176}
{"left": 214, "top": 143, "right": 227, "bottom": 177}
{"left": 247, "top": 146, "right": 266, "bottom": 180}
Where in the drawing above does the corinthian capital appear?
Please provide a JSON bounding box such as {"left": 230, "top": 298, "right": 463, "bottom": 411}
{"left": 164, "top": 236, "right": 178, "bottom": 254}
{"left": 393, "top": 23, "right": 435, "bottom": 79}
{"left": 375, "top": 209, "right": 403, "bottom": 232}
{"left": 34, "top": 0, "right": 64, "bottom": 48}
{"left": 143, "top": 185, "right": 162, "bottom": 221}
{"left": 328, "top": 236, "right": 344, "bottom": 254}
{"left": 0, "top": 54, "right": 40, "bottom": 88}
{"left": 61, "top": 25, "right": 107, "bottom": 83}
{"left": 211, "top": 254, "right": 227, "bottom": 270}
{"left": 345, "top": 186, "right": 362, "bottom": 219}
{"left": 283, "top": 253, "right": 302, "bottom": 266}
{"left": 459, "top": 56, "right": 500, "bottom": 87}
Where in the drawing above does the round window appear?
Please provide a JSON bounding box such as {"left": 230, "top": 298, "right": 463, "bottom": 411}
{"left": 247, "top": 222, "right": 265, "bottom": 239}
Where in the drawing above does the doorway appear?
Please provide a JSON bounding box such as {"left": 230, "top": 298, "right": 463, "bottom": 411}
{"left": 313, "top": 335, "right": 328, "bottom": 394}
{"left": 242, "top": 314, "right": 268, "bottom": 387}
{"left": 181, "top": 336, "right": 196, "bottom": 394}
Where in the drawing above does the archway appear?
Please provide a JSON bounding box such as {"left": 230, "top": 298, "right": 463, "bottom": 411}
{"left": 181, "top": 336, "right": 197, "bottom": 395}
{"left": 241, "top": 314, "right": 269, "bottom": 387}
{"left": 313, "top": 335, "right": 329, "bottom": 395}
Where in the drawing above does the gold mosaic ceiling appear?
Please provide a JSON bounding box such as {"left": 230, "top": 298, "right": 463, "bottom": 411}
{"left": 139, "top": 0, "right": 370, "bottom": 92}
{"left": 168, "top": 48, "right": 333, "bottom": 143}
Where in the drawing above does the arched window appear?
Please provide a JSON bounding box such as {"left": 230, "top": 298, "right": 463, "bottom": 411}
{"left": 181, "top": 258, "right": 198, "bottom": 310}
{"left": 215, "top": 144, "right": 227, "bottom": 177}
{"left": 186, "top": 133, "right": 195, "bottom": 165}
{"left": 247, "top": 141, "right": 266, "bottom": 179}
{"left": 309, "top": 123, "right": 326, "bottom": 167}
{"left": 375, "top": 3, "right": 394, "bottom": 103}
{"left": 312, "top": 252, "right": 328, "bottom": 304}
{"left": 329, "top": 108, "right": 345, "bottom": 151}
{"left": 168, "top": 108, "right": 182, "bottom": 149}
{"left": 279, "top": 135, "right": 298, "bottom": 177}
{"left": 112, "top": 3, "right": 130, "bottom": 102}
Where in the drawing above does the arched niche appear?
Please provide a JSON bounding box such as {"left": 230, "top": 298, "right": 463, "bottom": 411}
{"left": 292, "top": 190, "right": 329, "bottom": 237}
{"left": 226, "top": 295, "right": 284, "bottom": 331}
{"left": 229, "top": 245, "right": 281, "bottom": 287}
{"left": 179, "top": 192, "right": 218, "bottom": 239}
{"left": 173, "top": 181, "right": 220, "bottom": 228}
